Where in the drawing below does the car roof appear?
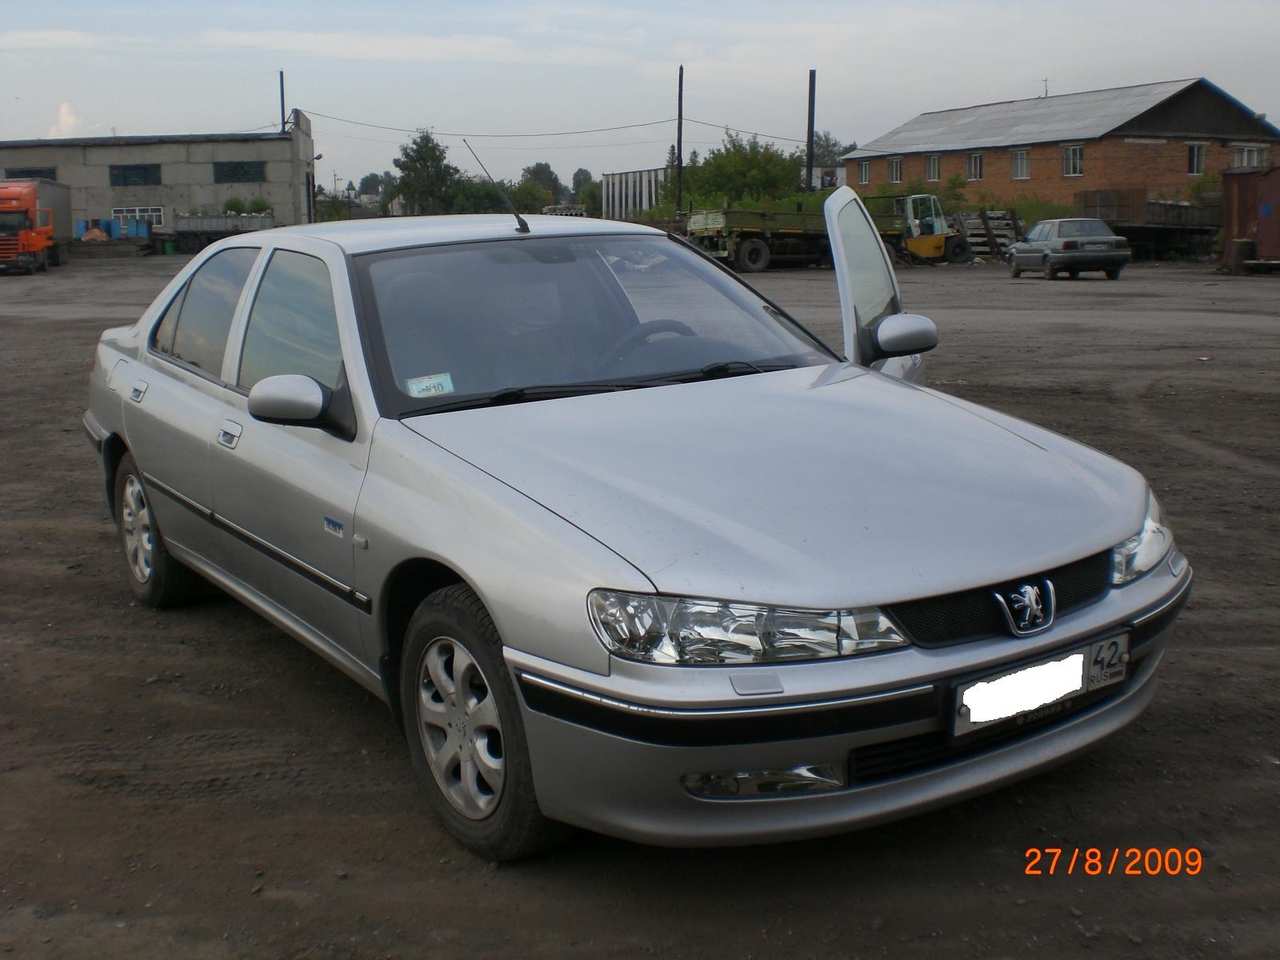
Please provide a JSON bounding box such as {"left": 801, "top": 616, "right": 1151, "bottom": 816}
{"left": 1043, "top": 218, "right": 1107, "bottom": 224}
{"left": 257, "top": 214, "right": 664, "bottom": 255}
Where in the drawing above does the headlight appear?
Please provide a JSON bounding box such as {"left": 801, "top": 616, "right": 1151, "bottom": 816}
{"left": 587, "top": 590, "right": 908, "bottom": 665}
{"left": 1111, "top": 492, "right": 1173, "bottom": 584}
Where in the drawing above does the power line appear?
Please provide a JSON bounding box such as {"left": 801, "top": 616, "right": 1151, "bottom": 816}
{"left": 302, "top": 108, "right": 676, "bottom": 139}
{"left": 684, "top": 117, "right": 806, "bottom": 143}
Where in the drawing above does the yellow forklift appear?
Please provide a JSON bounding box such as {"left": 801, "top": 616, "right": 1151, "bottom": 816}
{"left": 863, "top": 193, "right": 971, "bottom": 263}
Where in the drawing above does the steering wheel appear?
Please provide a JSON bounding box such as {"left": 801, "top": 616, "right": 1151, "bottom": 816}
{"left": 599, "top": 319, "right": 696, "bottom": 368}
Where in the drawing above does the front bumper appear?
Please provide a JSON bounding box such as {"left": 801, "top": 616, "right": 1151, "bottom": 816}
{"left": 507, "top": 559, "right": 1190, "bottom": 846}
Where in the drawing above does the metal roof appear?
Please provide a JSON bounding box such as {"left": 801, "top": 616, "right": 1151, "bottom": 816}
{"left": 0, "top": 131, "right": 291, "bottom": 150}
{"left": 843, "top": 79, "right": 1204, "bottom": 158}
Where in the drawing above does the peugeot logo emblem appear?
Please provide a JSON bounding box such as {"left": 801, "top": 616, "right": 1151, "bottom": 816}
{"left": 993, "top": 578, "right": 1057, "bottom": 636}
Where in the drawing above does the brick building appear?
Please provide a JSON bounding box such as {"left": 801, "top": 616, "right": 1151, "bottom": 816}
{"left": 843, "top": 79, "right": 1278, "bottom": 208}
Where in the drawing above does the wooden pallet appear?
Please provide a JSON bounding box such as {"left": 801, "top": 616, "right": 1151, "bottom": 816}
{"left": 956, "top": 209, "right": 1023, "bottom": 259}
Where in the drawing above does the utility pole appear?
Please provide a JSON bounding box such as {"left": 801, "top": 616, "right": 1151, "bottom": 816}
{"left": 676, "top": 65, "right": 684, "bottom": 213}
{"left": 805, "top": 69, "right": 817, "bottom": 192}
{"left": 279, "top": 70, "right": 286, "bottom": 133}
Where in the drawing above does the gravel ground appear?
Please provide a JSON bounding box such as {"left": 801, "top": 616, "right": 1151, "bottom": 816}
{"left": 1, "top": 254, "right": 1277, "bottom": 959}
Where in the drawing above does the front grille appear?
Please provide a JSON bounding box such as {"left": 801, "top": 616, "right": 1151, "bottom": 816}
{"left": 885, "top": 551, "right": 1112, "bottom": 647}
{"left": 0, "top": 237, "right": 19, "bottom": 259}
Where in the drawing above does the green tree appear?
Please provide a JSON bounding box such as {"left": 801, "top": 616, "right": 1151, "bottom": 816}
{"left": 450, "top": 177, "right": 512, "bottom": 213}
{"left": 571, "top": 167, "right": 593, "bottom": 198}
{"left": 811, "top": 130, "right": 855, "bottom": 166}
{"left": 679, "top": 131, "right": 802, "bottom": 204}
{"left": 511, "top": 179, "right": 552, "bottom": 213}
{"left": 578, "top": 179, "right": 602, "bottom": 217}
{"left": 521, "top": 162, "right": 564, "bottom": 203}
{"left": 358, "top": 172, "right": 383, "bottom": 195}
{"left": 393, "top": 130, "right": 459, "bottom": 215}
{"left": 665, "top": 144, "right": 678, "bottom": 168}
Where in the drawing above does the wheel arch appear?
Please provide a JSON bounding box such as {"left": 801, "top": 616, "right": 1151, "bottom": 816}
{"left": 102, "top": 433, "right": 129, "bottom": 522}
{"left": 378, "top": 557, "right": 475, "bottom": 726}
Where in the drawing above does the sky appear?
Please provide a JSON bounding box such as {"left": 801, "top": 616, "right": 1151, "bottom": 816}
{"left": 2, "top": 1, "right": 1278, "bottom": 190}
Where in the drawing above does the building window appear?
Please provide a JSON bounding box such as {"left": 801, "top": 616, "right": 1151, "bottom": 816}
{"left": 1233, "top": 145, "right": 1266, "bottom": 169}
{"left": 967, "top": 153, "right": 983, "bottom": 181}
{"left": 213, "top": 161, "right": 267, "bottom": 184}
{"left": 1062, "top": 144, "right": 1084, "bottom": 177}
{"left": 112, "top": 206, "right": 164, "bottom": 227}
{"left": 888, "top": 157, "right": 903, "bottom": 183}
{"left": 1012, "top": 150, "right": 1030, "bottom": 180}
{"left": 858, "top": 160, "right": 870, "bottom": 185}
{"left": 1186, "top": 143, "right": 1206, "bottom": 175}
{"left": 109, "top": 164, "right": 162, "bottom": 187}
{"left": 4, "top": 166, "right": 57, "bottom": 180}
{"left": 925, "top": 155, "right": 940, "bottom": 182}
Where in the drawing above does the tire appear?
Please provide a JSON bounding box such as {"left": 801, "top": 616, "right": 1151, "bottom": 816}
{"left": 1105, "top": 268, "right": 1122, "bottom": 280}
{"left": 48, "top": 244, "right": 62, "bottom": 267}
{"left": 113, "top": 452, "right": 199, "bottom": 607}
{"left": 1068, "top": 270, "right": 1079, "bottom": 280}
{"left": 36, "top": 252, "right": 48, "bottom": 273}
{"left": 944, "top": 235, "right": 971, "bottom": 264}
{"left": 1009, "top": 259, "right": 1021, "bottom": 278}
{"left": 735, "top": 238, "right": 771, "bottom": 273}
{"left": 400, "top": 584, "right": 566, "bottom": 861}
{"left": 1045, "top": 262, "right": 1058, "bottom": 280}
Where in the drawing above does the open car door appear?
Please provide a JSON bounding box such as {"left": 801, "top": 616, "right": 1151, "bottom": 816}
{"left": 824, "top": 185, "right": 934, "bottom": 382}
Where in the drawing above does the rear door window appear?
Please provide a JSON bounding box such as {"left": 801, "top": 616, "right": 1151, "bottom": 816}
{"left": 164, "top": 247, "right": 259, "bottom": 377}
{"left": 238, "top": 249, "right": 344, "bottom": 391}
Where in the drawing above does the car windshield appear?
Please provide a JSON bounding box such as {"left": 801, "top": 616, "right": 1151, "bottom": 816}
{"left": 0, "top": 211, "right": 29, "bottom": 235}
{"left": 1058, "top": 220, "right": 1114, "bottom": 238}
{"left": 355, "top": 234, "right": 835, "bottom": 415}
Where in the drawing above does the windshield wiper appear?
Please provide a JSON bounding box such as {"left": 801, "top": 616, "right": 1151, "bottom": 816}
{"left": 402, "top": 381, "right": 647, "bottom": 416}
{"left": 678, "top": 359, "right": 800, "bottom": 382}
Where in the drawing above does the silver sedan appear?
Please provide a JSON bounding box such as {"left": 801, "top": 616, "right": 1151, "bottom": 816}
{"left": 83, "top": 188, "right": 1190, "bottom": 859}
{"left": 1008, "top": 218, "right": 1131, "bottom": 280}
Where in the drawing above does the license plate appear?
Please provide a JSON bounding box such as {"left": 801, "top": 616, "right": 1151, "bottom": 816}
{"left": 953, "top": 635, "right": 1128, "bottom": 736}
{"left": 1086, "top": 242, "right": 1110, "bottom": 249}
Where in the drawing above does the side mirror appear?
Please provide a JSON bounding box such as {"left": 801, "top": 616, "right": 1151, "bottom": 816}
{"left": 873, "top": 313, "right": 938, "bottom": 359}
{"left": 248, "top": 374, "right": 329, "bottom": 426}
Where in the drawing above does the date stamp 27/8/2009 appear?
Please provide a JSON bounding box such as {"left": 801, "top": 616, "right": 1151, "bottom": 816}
{"left": 1025, "top": 847, "right": 1204, "bottom": 877}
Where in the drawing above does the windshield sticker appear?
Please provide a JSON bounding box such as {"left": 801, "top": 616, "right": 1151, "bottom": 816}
{"left": 405, "top": 372, "right": 455, "bottom": 398}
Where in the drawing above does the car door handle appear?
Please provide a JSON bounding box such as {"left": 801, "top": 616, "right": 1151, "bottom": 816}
{"left": 129, "top": 379, "right": 148, "bottom": 403}
{"left": 216, "top": 419, "right": 243, "bottom": 450}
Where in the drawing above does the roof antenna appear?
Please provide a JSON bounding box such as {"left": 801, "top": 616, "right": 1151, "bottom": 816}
{"left": 1043, "top": 77, "right": 1049, "bottom": 98}
{"left": 462, "top": 138, "right": 530, "bottom": 234}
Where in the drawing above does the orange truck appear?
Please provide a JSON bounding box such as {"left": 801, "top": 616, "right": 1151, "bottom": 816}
{"left": 0, "top": 178, "right": 72, "bottom": 274}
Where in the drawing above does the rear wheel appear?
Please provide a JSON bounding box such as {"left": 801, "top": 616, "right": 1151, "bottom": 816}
{"left": 735, "top": 238, "right": 771, "bottom": 273}
{"left": 1045, "top": 261, "right": 1058, "bottom": 280}
{"left": 1009, "top": 259, "right": 1022, "bottom": 279}
{"left": 400, "top": 584, "right": 566, "bottom": 861}
{"left": 113, "top": 452, "right": 199, "bottom": 607}
{"left": 36, "top": 252, "right": 48, "bottom": 273}
{"left": 1105, "top": 267, "right": 1122, "bottom": 280}
{"left": 1068, "top": 269, "right": 1079, "bottom": 280}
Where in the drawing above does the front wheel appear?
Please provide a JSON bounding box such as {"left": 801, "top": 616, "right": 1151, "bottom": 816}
{"left": 1009, "top": 259, "right": 1022, "bottom": 278}
{"left": 1105, "top": 267, "right": 1122, "bottom": 280}
{"left": 400, "top": 584, "right": 566, "bottom": 860}
{"left": 1045, "top": 262, "right": 1058, "bottom": 280}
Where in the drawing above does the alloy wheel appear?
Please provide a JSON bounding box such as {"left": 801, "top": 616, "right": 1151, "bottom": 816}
{"left": 416, "top": 637, "right": 506, "bottom": 820}
{"left": 120, "top": 474, "right": 154, "bottom": 584}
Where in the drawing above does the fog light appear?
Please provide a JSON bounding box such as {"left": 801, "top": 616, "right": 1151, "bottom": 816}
{"left": 682, "top": 763, "right": 845, "bottom": 798}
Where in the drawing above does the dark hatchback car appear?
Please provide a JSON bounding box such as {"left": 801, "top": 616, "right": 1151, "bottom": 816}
{"left": 1008, "top": 218, "right": 1130, "bottom": 280}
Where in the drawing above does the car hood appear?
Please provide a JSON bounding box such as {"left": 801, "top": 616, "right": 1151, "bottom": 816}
{"left": 403, "top": 366, "right": 1147, "bottom": 608}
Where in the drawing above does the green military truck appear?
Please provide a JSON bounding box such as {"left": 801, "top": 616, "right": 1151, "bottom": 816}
{"left": 685, "top": 208, "right": 830, "bottom": 272}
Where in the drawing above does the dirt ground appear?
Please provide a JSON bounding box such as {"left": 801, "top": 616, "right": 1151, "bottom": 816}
{"left": 1, "top": 255, "right": 1277, "bottom": 959}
